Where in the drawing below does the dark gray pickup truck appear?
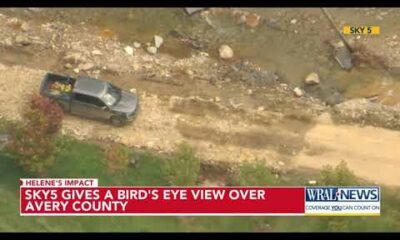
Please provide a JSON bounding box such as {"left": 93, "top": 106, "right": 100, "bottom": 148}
{"left": 40, "top": 73, "right": 139, "bottom": 126}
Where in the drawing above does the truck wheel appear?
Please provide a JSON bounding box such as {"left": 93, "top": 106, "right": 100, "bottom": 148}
{"left": 111, "top": 116, "right": 126, "bottom": 127}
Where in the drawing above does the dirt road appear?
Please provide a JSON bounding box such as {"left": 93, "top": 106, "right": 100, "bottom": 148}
{"left": 1, "top": 64, "right": 399, "bottom": 187}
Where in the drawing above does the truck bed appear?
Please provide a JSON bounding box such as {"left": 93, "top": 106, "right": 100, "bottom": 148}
{"left": 40, "top": 73, "right": 76, "bottom": 98}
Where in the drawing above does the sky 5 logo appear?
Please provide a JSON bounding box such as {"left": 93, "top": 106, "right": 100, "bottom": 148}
{"left": 305, "top": 187, "right": 380, "bottom": 202}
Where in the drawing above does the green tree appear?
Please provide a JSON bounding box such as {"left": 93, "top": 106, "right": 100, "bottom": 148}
{"left": 320, "top": 160, "right": 358, "bottom": 186}
{"left": 318, "top": 161, "right": 357, "bottom": 232}
{"left": 231, "top": 159, "right": 278, "bottom": 186}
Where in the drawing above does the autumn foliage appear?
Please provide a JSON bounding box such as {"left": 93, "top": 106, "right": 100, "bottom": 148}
{"left": 7, "top": 94, "right": 64, "bottom": 175}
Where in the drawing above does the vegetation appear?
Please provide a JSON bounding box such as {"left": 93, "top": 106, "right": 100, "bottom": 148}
{"left": 104, "top": 142, "right": 130, "bottom": 175}
{"left": 0, "top": 119, "right": 399, "bottom": 231}
{"left": 163, "top": 142, "right": 200, "bottom": 186}
{"left": 229, "top": 159, "right": 279, "bottom": 186}
{"left": 320, "top": 160, "right": 358, "bottom": 186}
{"left": 5, "top": 94, "right": 63, "bottom": 175}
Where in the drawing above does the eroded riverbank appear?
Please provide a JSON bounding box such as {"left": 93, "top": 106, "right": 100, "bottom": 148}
{"left": 0, "top": 10, "right": 399, "bottom": 187}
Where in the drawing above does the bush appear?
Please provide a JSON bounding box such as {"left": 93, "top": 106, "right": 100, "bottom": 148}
{"left": 6, "top": 94, "right": 63, "bottom": 175}
{"left": 327, "top": 219, "right": 350, "bottom": 232}
{"left": 230, "top": 159, "right": 278, "bottom": 186}
{"left": 104, "top": 142, "right": 130, "bottom": 174}
{"left": 164, "top": 143, "right": 200, "bottom": 186}
{"left": 319, "top": 160, "right": 358, "bottom": 186}
{"left": 23, "top": 94, "right": 64, "bottom": 135}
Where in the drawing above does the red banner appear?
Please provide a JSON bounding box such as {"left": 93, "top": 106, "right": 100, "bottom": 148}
{"left": 20, "top": 187, "right": 305, "bottom": 216}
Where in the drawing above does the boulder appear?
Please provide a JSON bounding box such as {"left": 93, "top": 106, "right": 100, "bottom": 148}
{"left": 124, "top": 46, "right": 134, "bottom": 55}
{"left": 154, "top": 35, "right": 164, "bottom": 48}
{"left": 219, "top": 44, "right": 234, "bottom": 59}
{"left": 147, "top": 46, "right": 157, "bottom": 55}
{"left": 293, "top": 87, "right": 303, "bottom": 97}
{"left": 15, "top": 34, "right": 31, "bottom": 46}
{"left": 304, "top": 72, "right": 320, "bottom": 85}
{"left": 79, "top": 62, "right": 95, "bottom": 71}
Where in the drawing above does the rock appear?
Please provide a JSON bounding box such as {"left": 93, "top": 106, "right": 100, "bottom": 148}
{"left": 304, "top": 72, "right": 320, "bottom": 85}
{"left": 129, "top": 88, "right": 137, "bottom": 94}
{"left": 304, "top": 83, "right": 343, "bottom": 106}
{"left": 105, "top": 63, "right": 121, "bottom": 74}
{"left": 247, "top": 89, "right": 253, "bottom": 95}
{"left": 73, "top": 68, "right": 80, "bottom": 73}
{"left": 308, "top": 180, "right": 317, "bottom": 185}
{"left": 64, "top": 63, "right": 73, "bottom": 69}
{"left": 280, "top": 83, "right": 288, "bottom": 89}
{"left": 293, "top": 87, "right": 303, "bottom": 97}
{"left": 229, "top": 99, "right": 242, "bottom": 109}
{"left": 0, "top": 63, "right": 7, "bottom": 70}
{"left": 133, "top": 41, "right": 141, "bottom": 48}
{"left": 27, "top": 8, "right": 41, "bottom": 12}
{"left": 245, "top": 13, "right": 261, "bottom": 28}
{"left": 185, "top": 69, "right": 194, "bottom": 77}
{"left": 20, "top": 22, "right": 30, "bottom": 32}
{"left": 147, "top": 141, "right": 154, "bottom": 148}
{"left": 147, "top": 46, "right": 157, "bottom": 55}
{"left": 2, "top": 37, "right": 12, "bottom": 47}
{"left": 124, "top": 46, "right": 134, "bottom": 55}
{"left": 219, "top": 44, "right": 234, "bottom": 59}
{"left": 324, "top": 90, "right": 343, "bottom": 106}
{"left": 257, "top": 106, "right": 265, "bottom": 112}
{"left": 278, "top": 161, "right": 285, "bottom": 166}
{"left": 15, "top": 34, "right": 31, "bottom": 46}
{"left": 214, "top": 96, "right": 221, "bottom": 102}
{"left": 333, "top": 98, "right": 400, "bottom": 130}
{"left": 154, "top": 35, "right": 164, "bottom": 48}
{"left": 6, "top": 17, "right": 21, "bottom": 26}
{"left": 290, "top": 19, "right": 297, "bottom": 24}
{"left": 184, "top": 8, "right": 206, "bottom": 15}
{"left": 239, "top": 14, "right": 247, "bottom": 24}
{"left": 199, "top": 51, "right": 209, "bottom": 57}
{"left": 91, "top": 49, "right": 103, "bottom": 55}
{"left": 132, "top": 63, "right": 139, "bottom": 71}
{"left": 63, "top": 52, "right": 85, "bottom": 64}
{"left": 79, "top": 62, "right": 95, "bottom": 71}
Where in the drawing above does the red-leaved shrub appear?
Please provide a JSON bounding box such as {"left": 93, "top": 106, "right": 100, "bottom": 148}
{"left": 7, "top": 94, "right": 64, "bottom": 175}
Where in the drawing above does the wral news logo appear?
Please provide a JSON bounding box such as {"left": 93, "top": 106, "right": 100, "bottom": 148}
{"left": 305, "top": 187, "right": 380, "bottom": 216}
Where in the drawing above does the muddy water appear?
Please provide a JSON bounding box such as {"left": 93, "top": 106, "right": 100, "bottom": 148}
{"left": 2, "top": 8, "right": 400, "bottom": 106}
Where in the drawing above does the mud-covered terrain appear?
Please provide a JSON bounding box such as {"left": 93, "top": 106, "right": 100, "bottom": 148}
{"left": 0, "top": 9, "right": 400, "bottom": 187}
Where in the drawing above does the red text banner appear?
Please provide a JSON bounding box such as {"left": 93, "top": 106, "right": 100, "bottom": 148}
{"left": 20, "top": 187, "right": 305, "bottom": 216}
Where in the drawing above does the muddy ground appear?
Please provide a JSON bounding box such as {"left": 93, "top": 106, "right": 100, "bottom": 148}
{"left": 0, "top": 10, "right": 399, "bottom": 187}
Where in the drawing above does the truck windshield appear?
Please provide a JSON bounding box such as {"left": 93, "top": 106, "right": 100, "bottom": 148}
{"left": 101, "top": 83, "right": 121, "bottom": 106}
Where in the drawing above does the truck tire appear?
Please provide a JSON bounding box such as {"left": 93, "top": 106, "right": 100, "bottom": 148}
{"left": 110, "top": 116, "right": 126, "bottom": 127}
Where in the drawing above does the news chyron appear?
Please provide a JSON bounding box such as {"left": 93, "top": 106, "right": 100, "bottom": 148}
{"left": 305, "top": 187, "right": 380, "bottom": 216}
{"left": 20, "top": 178, "right": 381, "bottom": 216}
